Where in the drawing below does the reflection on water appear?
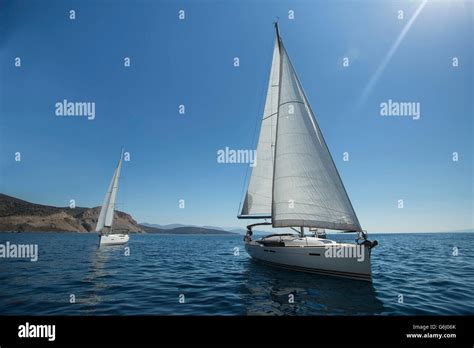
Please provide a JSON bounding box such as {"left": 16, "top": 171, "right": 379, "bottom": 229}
{"left": 240, "top": 259, "right": 385, "bottom": 315}
{"left": 81, "top": 243, "right": 122, "bottom": 310}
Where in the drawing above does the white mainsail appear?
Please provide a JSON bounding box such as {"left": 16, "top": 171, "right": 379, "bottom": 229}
{"left": 240, "top": 38, "right": 280, "bottom": 217}
{"left": 96, "top": 151, "right": 123, "bottom": 233}
{"left": 240, "top": 25, "right": 362, "bottom": 232}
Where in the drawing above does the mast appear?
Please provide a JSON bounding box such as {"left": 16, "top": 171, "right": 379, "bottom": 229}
{"left": 275, "top": 20, "right": 281, "bottom": 45}
{"left": 271, "top": 19, "right": 283, "bottom": 227}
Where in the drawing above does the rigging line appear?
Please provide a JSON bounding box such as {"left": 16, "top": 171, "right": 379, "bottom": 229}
{"left": 262, "top": 111, "right": 278, "bottom": 120}
{"left": 237, "top": 31, "right": 275, "bottom": 216}
{"left": 271, "top": 22, "right": 284, "bottom": 221}
{"left": 279, "top": 100, "right": 305, "bottom": 107}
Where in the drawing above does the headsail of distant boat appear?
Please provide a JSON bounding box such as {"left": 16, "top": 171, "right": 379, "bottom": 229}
{"left": 96, "top": 150, "right": 123, "bottom": 233}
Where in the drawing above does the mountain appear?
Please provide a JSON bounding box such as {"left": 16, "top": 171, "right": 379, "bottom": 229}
{"left": 140, "top": 222, "right": 271, "bottom": 235}
{"left": 140, "top": 222, "right": 269, "bottom": 235}
{"left": 201, "top": 225, "right": 224, "bottom": 230}
{"left": 0, "top": 193, "right": 143, "bottom": 233}
{"left": 140, "top": 223, "right": 189, "bottom": 230}
{"left": 0, "top": 194, "right": 238, "bottom": 235}
{"left": 139, "top": 224, "right": 237, "bottom": 235}
{"left": 141, "top": 223, "right": 226, "bottom": 231}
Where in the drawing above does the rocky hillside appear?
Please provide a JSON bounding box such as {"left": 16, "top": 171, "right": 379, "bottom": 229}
{"left": 0, "top": 194, "right": 143, "bottom": 233}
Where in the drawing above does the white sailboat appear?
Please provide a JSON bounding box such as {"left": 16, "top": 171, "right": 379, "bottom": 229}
{"left": 238, "top": 23, "right": 377, "bottom": 281}
{"left": 96, "top": 149, "right": 129, "bottom": 246}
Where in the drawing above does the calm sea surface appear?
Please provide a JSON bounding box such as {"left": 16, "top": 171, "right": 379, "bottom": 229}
{"left": 0, "top": 232, "right": 473, "bottom": 315}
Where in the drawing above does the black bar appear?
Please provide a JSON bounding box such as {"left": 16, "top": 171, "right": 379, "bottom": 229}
{"left": 0, "top": 316, "right": 472, "bottom": 346}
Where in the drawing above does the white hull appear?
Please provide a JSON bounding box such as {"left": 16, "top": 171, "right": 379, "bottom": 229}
{"left": 245, "top": 237, "right": 372, "bottom": 282}
{"left": 99, "top": 233, "right": 129, "bottom": 246}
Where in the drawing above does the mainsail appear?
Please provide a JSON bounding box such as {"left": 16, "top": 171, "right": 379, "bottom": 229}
{"left": 96, "top": 150, "right": 123, "bottom": 232}
{"left": 239, "top": 37, "right": 280, "bottom": 217}
{"left": 239, "top": 24, "right": 362, "bottom": 232}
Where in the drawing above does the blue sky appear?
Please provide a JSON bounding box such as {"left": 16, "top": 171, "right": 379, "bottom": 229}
{"left": 0, "top": 0, "right": 472, "bottom": 232}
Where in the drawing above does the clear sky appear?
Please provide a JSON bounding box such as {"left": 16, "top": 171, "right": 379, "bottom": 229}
{"left": 0, "top": 0, "right": 472, "bottom": 232}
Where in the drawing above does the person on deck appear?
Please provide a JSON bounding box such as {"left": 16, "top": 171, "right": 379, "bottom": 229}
{"left": 244, "top": 229, "right": 253, "bottom": 243}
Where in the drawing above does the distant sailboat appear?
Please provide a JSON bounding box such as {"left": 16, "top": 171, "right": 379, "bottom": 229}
{"left": 96, "top": 149, "right": 129, "bottom": 246}
{"left": 238, "top": 23, "right": 377, "bottom": 281}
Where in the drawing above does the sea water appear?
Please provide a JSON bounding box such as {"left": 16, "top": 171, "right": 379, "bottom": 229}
{"left": 0, "top": 232, "right": 472, "bottom": 315}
